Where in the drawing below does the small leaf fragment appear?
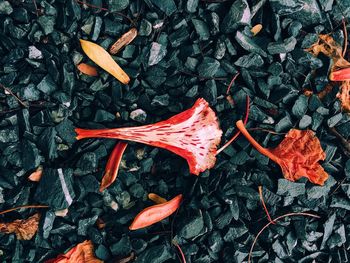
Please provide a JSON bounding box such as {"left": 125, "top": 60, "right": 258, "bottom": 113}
{"left": 148, "top": 193, "right": 167, "bottom": 204}
{"left": 100, "top": 141, "right": 128, "bottom": 192}
{"left": 109, "top": 28, "right": 138, "bottom": 55}
{"left": 80, "top": 39, "right": 130, "bottom": 84}
{"left": 129, "top": 194, "right": 183, "bottom": 230}
{"left": 28, "top": 166, "right": 43, "bottom": 182}
{"left": 77, "top": 63, "right": 98, "bottom": 77}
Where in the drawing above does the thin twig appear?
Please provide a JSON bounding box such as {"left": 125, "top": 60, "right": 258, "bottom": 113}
{"left": 0, "top": 205, "right": 49, "bottom": 215}
{"left": 226, "top": 72, "right": 240, "bottom": 95}
{"left": 247, "top": 127, "right": 286, "bottom": 135}
{"left": 329, "top": 127, "right": 350, "bottom": 157}
{"left": 0, "top": 84, "right": 28, "bottom": 108}
{"left": 32, "top": 0, "right": 39, "bottom": 16}
{"left": 258, "top": 186, "right": 275, "bottom": 224}
{"left": 172, "top": 241, "right": 187, "bottom": 263}
{"left": 248, "top": 212, "right": 320, "bottom": 263}
{"left": 216, "top": 95, "right": 250, "bottom": 154}
{"left": 178, "top": 71, "right": 227, "bottom": 81}
{"left": 343, "top": 18, "right": 348, "bottom": 57}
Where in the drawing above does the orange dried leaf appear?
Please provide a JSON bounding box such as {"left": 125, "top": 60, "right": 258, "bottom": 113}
{"left": 0, "top": 213, "right": 40, "bottom": 240}
{"left": 236, "top": 120, "right": 328, "bottom": 185}
{"left": 77, "top": 63, "right": 98, "bottom": 76}
{"left": 80, "top": 39, "right": 130, "bottom": 84}
{"left": 100, "top": 141, "right": 128, "bottom": 192}
{"left": 45, "top": 240, "right": 102, "bottom": 263}
{"left": 148, "top": 193, "right": 167, "bottom": 204}
{"left": 109, "top": 28, "right": 138, "bottom": 55}
{"left": 75, "top": 98, "right": 222, "bottom": 175}
{"left": 129, "top": 194, "right": 183, "bottom": 230}
{"left": 28, "top": 167, "right": 43, "bottom": 182}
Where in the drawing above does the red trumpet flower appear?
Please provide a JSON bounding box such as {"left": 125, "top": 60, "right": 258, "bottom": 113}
{"left": 236, "top": 120, "right": 328, "bottom": 185}
{"left": 75, "top": 98, "right": 222, "bottom": 175}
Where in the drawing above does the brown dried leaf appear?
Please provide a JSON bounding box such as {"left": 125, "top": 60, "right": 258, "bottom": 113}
{"left": 306, "top": 34, "right": 350, "bottom": 70}
{"left": 45, "top": 240, "right": 102, "bottom": 263}
{"left": 0, "top": 213, "right": 40, "bottom": 240}
{"left": 109, "top": 28, "right": 138, "bottom": 55}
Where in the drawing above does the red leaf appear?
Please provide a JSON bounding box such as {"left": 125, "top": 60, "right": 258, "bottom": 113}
{"left": 236, "top": 120, "right": 328, "bottom": 185}
{"left": 45, "top": 240, "right": 102, "bottom": 263}
{"left": 75, "top": 98, "right": 222, "bottom": 175}
{"left": 129, "top": 194, "right": 182, "bottom": 230}
{"left": 100, "top": 141, "right": 128, "bottom": 192}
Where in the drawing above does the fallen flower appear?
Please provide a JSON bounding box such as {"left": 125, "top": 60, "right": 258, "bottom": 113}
{"left": 109, "top": 28, "right": 138, "bottom": 55}
{"left": 100, "top": 141, "right": 128, "bottom": 192}
{"left": 0, "top": 213, "right": 40, "bottom": 240}
{"left": 236, "top": 120, "right": 328, "bottom": 185}
{"left": 76, "top": 98, "right": 222, "bottom": 175}
{"left": 148, "top": 193, "right": 167, "bottom": 204}
{"left": 45, "top": 240, "right": 102, "bottom": 263}
{"left": 80, "top": 39, "right": 130, "bottom": 84}
{"left": 77, "top": 63, "right": 98, "bottom": 77}
{"left": 129, "top": 194, "right": 183, "bottom": 230}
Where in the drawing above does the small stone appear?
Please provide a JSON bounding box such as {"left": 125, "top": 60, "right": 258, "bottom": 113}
{"left": 28, "top": 46, "right": 43, "bottom": 59}
{"left": 108, "top": 0, "right": 129, "bottom": 11}
{"left": 0, "top": 1, "right": 13, "bottom": 15}
{"left": 151, "top": 94, "right": 170, "bottom": 107}
{"left": 130, "top": 109, "right": 147, "bottom": 123}
{"left": 148, "top": 42, "right": 167, "bottom": 66}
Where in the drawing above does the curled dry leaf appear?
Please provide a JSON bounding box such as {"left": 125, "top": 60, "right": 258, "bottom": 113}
{"left": 100, "top": 141, "right": 128, "bottom": 192}
{"left": 80, "top": 39, "right": 130, "bottom": 84}
{"left": 77, "top": 63, "right": 98, "bottom": 76}
{"left": 129, "top": 194, "right": 183, "bottom": 230}
{"left": 75, "top": 98, "right": 222, "bottom": 175}
{"left": 236, "top": 120, "right": 328, "bottom": 185}
{"left": 45, "top": 240, "right": 102, "bottom": 263}
{"left": 0, "top": 213, "right": 40, "bottom": 240}
{"left": 28, "top": 166, "right": 43, "bottom": 182}
{"left": 148, "top": 193, "right": 167, "bottom": 204}
{"left": 109, "top": 28, "right": 138, "bottom": 55}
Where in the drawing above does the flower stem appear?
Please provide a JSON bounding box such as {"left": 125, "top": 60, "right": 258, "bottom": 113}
{"left": 235, "top": 120, "right": 279, "bottom": 163}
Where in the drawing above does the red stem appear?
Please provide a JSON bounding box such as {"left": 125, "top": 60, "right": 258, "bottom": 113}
{"left": 216, "top": 95, "right": 250, "bottom": 154}
{"left": 235, "top": 120, "right": 280, "bottom": 163}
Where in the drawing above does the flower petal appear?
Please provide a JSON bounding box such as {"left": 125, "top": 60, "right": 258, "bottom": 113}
{"left": 76, "top": 98, "right": 222, "bottom": 175}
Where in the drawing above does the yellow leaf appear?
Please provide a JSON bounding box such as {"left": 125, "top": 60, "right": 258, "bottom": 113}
{"left": 80, "top": 39, "right": 130, "bottom": 84}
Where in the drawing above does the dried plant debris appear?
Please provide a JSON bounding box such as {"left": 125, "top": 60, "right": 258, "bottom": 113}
{"left": 0, "top": 213, "right": 40, "bottom": 240}
{"left": 0, "top": 0, "right": 350, "bottom": 262}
